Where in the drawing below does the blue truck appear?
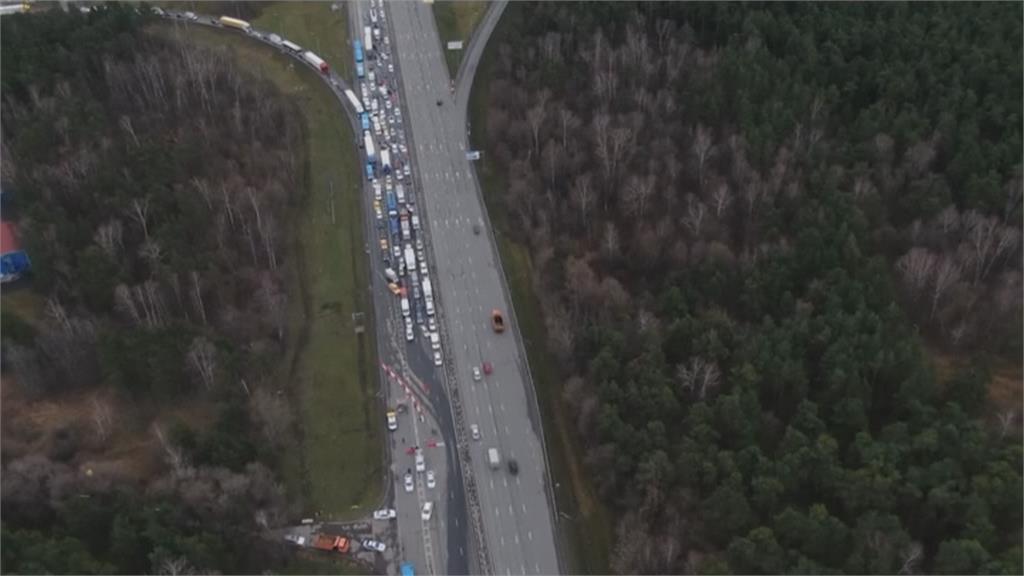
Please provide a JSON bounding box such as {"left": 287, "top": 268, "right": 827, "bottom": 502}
{"left": 365, "top": 162, "right": 374, "bottom": 181}
{"left": 389, "top": 215, "right": 399, "bottom": 236}
{"left": 400, "top": 563, "right": 414, "bottom": 576}
{"left": 386, "top": 191, "right": 397, "bottom": 212}
{"left": 356, "top": 61, "right": 365, "bottom": 79}
{"left": 361, "top": 113, "right": 370, "bottom": 131}
{"left": 354, "top": 40, "right": 364, "bottom": 63}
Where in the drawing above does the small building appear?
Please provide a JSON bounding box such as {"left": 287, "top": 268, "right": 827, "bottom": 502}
{"left": 1, "top": 221, "right": 30, "bottom": 283}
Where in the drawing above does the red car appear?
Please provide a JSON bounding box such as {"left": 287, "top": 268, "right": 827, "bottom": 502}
{"left": 482, "top": 362, "right": 493, "bottom": 375}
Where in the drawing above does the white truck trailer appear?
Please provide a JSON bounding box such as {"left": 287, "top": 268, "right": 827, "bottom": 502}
{"left": 364, "top": 25, "right": 374, "bottom": 53}
{"left": 364, "top": 131, "right": 376, "bottom": 163}
{"left": 404, "top": 245, "right": 416, "bottom": 273}
{"left": 302, "top": 51, "right": 329, "bottom": 73}
{"left": 344, "top": 89, "right": 364, "bottom": 114}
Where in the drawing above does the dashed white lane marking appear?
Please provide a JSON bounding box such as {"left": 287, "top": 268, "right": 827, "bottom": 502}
{"left": 515, "top": 534, "right": 520, "bottom": 545}
{"left": 503, "top": 477, "right": 508, "bottom": 488}
{"left": 496, "top": 506, "right": 500, "bottom": 518}
{"left": 508, "top": 504, "right": 514, "bottom": 515}
{"left": 522, "top": 503, "right": 527, "bottom": 513}
{"left": 528, "top": 531, "right": 533, "bottom": 541}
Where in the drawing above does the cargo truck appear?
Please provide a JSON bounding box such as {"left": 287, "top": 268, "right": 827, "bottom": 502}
{"left": 422, "top": 277, "right": 433, "bottom": 300}
{"left": 488, "top": 448, "right": 501, "bottom": 469}
{"left": 404, "top": 245, "right": 416, "bottom": 273}
{"left": 364, "top": 131, "right": 376, "bottom": 163}
{"left": 345, "top": 89, "right": 365, "bottom": 114}
{"left": 364, "top": 25, "right": 374, "bottom": 53}
{"left": 0, "top": 3, "right": 29, "bottom": 15}
{"left": 396, "top": 184, "right": 406, "bottom": 204}
{"left": 303, "top": 51, "right": 329, "bottom": 74}
{"left": 312, "top": 534, "right": 350, "bottom": 554}
{"left": 381, "top": 149, "right": 392, "bottom": 175}
{"left": 281, "top": 40, "right": 303, "bottom": 53}
{"left": 218, "top": 16, "right": 252, "bottom": 33}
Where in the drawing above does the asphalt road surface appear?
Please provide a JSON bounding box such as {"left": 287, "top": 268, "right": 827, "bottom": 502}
{"left": 346, "top": 2, "right": 471, "bottom": 575}
{"left": 386, "top": 2, "right": 560, "bottom": 574}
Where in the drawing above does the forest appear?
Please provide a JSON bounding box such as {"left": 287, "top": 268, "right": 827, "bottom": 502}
{"left": 1, "top": 4, "right": 304, "bottom": 573}
{"left": 477, "top": 2, "right": 1022, "bottom": 574}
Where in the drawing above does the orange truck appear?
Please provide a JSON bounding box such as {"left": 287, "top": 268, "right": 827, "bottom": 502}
{"left": 312, "top": 534, "right": 351, "bottom": 554}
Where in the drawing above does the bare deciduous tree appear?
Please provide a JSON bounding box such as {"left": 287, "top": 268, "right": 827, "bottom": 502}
{"left": 191, "top": 271, "right": 207, "bottom": 326}
{"left": 129, "top": 197, "right": 150, "bottom": 241}
{"left": 712, "top": 182, "right": 732, "bottom": 217}
{"left": 997, "top": 410, "right": 1018, "bottom": 440}
{"left": 601, "top": 221, "right": 620, "bottom": 262}
{"left": 961, "top": 210, "right": 1017, "bottom": 284}
{"left": 610, "top": 126, "right": 633, "bottom": 181}
{"left": 527, "top": 104, "right": 545, "bottom": 158}
{"left": 897, "top": 247, "right": 936, "bottom": 293}
{"left": 930, "top": 255, "right": 960, "bottom": 318}
{"left": 156, "top": 556, "right": 196, "bottom": 576}
{"left": 152, "top": 423, "right": 185, "bottom": 472}
{"left": 692, "top": 124, "right": 715, "bottom": 187}
{"left": 187, "top": 336, "right": 217, "bottom": 390}
{"left": 119, "top": 115, "right": 140, "bottom": 148}
{"left": 592, "top": 113, "right": 612, "bottom": 180}
{"left": 683, "top": 194, "right": 707, "bottom": 237}
{"left": 94, "top": 219, "right": 124, "bottom": 258}
{"left": 114, "top": 283, "right": 142, "bottom": 326}
{"left": 138, "top": 239, "right": 163, "bottom": 269}
{"left": 571, "top": 173, "right": 595, "bottom": 231}
{"left": 898, "top": 541, "right": 923, "bottom": 575}
{"left": 622, "top": 174, "right": 654, "bottom": 218}
{"left": 676, "top": 357, "right": 720, "bottom": 399}
{"left": 559, "top": 107, "right": 579, "bottom": 150}
{"left": 91, "top": 396, "right": 114, "bottom": 442}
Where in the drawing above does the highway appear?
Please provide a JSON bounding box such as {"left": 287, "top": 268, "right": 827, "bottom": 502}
{"left": 385, "top": 2, "right": 561, "bottom": 575}
{"left": 155, "top": 6, "right": 468, "bottom": 574}
{"left": 345, "top": 2, "right": 470, "bottom": 575}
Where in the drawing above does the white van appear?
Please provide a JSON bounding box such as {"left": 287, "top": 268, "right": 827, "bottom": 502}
{"left": 425, "top": 299, "right": 435, "bottom": 316}
{"left": 430, "top": 332, "right": 440, "bottom": 351}
{"left": 401, "top": 297, "right": 410, "bottom": 317}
